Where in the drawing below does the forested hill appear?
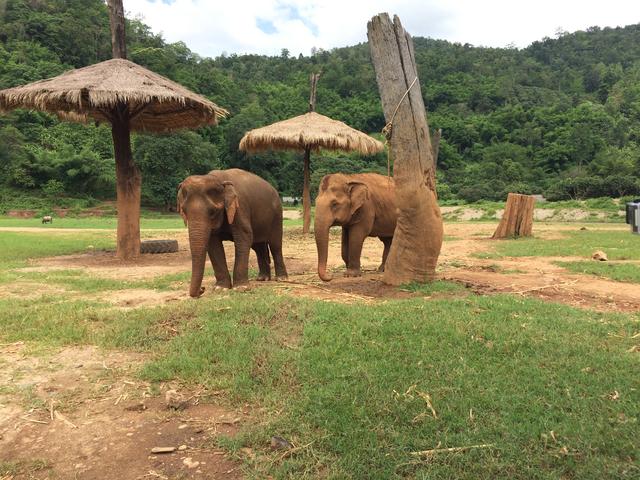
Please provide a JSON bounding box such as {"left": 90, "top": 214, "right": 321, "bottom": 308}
{"left": 1, "top": 0, "right": 639, "bottom": 209}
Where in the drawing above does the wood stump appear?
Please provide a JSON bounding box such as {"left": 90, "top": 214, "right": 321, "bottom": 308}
{"left": 368, "top": 14, "right": 443, "bottom": 285}
{"left": 492, "top": 193, "right": 535, "bottom": 239}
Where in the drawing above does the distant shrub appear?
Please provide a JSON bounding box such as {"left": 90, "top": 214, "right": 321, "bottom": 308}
{"left": 42, "top": 179, "right": 65, "bottom": 197}
{"left": 545, "top": 175, "right": 640, "bottom": 201}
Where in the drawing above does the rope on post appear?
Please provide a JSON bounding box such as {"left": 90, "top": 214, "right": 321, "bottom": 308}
{"left": 381, "top": 76, "right": 419, "bottom": 181}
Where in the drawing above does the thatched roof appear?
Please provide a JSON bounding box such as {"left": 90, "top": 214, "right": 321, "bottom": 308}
{"left": 239, "top": 112, "right": 384, "bottom": 155}
{"left": 0, "top": 59, "right": 228, "bottom": 132}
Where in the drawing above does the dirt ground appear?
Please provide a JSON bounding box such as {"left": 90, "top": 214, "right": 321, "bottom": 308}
{"left": 1, "top": 221, "right": 639, "bottom": 478}
{"left": 0, "top": 343, "right": 242, "bottom": 480}
{"left": 7, "top": 221, "right": 640, "bottom": 312}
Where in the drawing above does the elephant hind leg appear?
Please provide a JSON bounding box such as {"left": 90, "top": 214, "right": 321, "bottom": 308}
{"left": 268, "top": 234, "right": 288, "bottom": 281}
{"left": 253, "top": 242, "right": 271, "bottom": 281}
{"left": 378, "top": 237, "right": 392, "bottom": 272}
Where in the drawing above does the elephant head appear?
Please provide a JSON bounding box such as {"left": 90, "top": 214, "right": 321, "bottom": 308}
{"left": 177, "top": 174, "right": 239, "bottom": 297}
{"left": 314, "top": 174, "right": 369, "bottom": 281}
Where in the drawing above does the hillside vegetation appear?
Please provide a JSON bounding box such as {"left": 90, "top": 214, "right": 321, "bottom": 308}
{"left": 1, "top": 0, "right": 640, "bottom": 209}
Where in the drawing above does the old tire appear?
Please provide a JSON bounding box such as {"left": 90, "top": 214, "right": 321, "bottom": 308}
{"left": 140, "top": 239, "right": 178, "bottom": 254}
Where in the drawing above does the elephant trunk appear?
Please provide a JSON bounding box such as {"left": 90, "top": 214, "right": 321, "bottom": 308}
{"left": 188, "top": 219, "right": 211, "bottom": 297}
{"left": 314, "top": 214, "right": 333, "bottom": 282}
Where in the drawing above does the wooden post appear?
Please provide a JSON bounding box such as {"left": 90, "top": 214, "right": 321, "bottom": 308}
{"left": 107, "top": 0, "right": 141, "bottom": 259}
{"left": 302, "top": 146, "right": 312, "bottom": 234}
{"left": 368, "top": 13, "right": 443, "bottom": 285}
{"left": 107, "top": 0, "right": 127, "bottom": 59}
{"left": 111, "top": 105, "right": 141, "bottom": 260}
{"left": 492, "top": 193, "right": 535, "bottom": 239}
{"left": 431, "top": 128, "right": 442, "bottom": 168}
{"left": 302, "top": 72, "right": 320, "bottom": 234}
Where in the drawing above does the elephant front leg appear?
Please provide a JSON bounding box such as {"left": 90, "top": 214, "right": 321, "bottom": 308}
{"left": 378, "top": 237, "right": 392, "bottom": 272}
{"left": 341, "top": 228, "right": 350, "bottom": 268}
{"left": 253, "top": 242, "right": 271, "bottom": 281}
{"left": 208, "top": 236, "right": 232, "bottom": 289}
{"left": 345, "top": 226, "right": 366, "bottom": 277}
{"left": 232, "top": 240, "right": 252, "bottom": 288}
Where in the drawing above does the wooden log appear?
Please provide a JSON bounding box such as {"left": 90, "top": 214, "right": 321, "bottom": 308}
{"left": 368, "top": 13, "right": 443, "bottom": 285}
{"left": 492, "top": 193, "right": 535, "bottom": 239}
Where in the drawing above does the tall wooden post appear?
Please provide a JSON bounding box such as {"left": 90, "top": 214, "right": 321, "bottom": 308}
{"left": 368, "top": 13, "right": 443, "bottom": 285}
{"left": 107, "top": 0, "right": 127, "bottom": 59}
{"left": 302, "top": 72, "right": 321, "bottom": 234}
{"left": 432, "top": 128, "right": 442, "bottom": 167}
{"left": 107, "top": 0, "right": 141, "bottom": 259}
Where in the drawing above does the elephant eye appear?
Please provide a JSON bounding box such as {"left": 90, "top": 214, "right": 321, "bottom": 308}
{"left": 330, "top": 200, "right": 338, "bottom": 208}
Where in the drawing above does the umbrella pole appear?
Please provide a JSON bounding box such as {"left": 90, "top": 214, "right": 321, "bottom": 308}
{"left": 302, "top": 147, "right": 312, "bottom": 234}
{"left": 111, "top": 107, "right": 141, "bottom": 260}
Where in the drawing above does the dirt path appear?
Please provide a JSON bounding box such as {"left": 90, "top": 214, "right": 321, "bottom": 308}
{"left": 8, "top": 222, "right": 639, "bottom": 312}
{"left": 0, "top": 343, "right": 243, "bottom": 479}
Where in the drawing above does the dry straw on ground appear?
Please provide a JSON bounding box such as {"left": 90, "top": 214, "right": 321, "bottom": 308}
{"left": 0, "top": 58, "right": 228, "bottom": 132}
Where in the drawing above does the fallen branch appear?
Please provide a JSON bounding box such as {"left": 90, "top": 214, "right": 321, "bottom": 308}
{"left": 21, "top": 416, "right": 48, "bottom": 425}
{"left": 411, "top": 443, "right": 495, "bottom": 457}
{"left": 54, "top": 410, "right": 77, "bottom": 429}
{"left": 512, "top": 281, "right": 577, "bottom": 295}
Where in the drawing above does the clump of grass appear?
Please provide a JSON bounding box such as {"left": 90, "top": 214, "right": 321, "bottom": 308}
{"left": 0, "top": 231, "right": 114, "bottom": 268}
{"left": 400, "top": 280, "right": 467, "bottom": 295}
{"left": 487, "top": 230, "right": 640, "bottom": 260}
{"left": 0, "top": 459, "right": 52, "bottom": 477}
{"left": 557, "top": 261, "right": 640, "bottom": 283}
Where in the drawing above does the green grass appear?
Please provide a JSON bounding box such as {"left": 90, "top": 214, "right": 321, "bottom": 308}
{"left": 0, "top": 214, "right": 303, "bottom": 230}
{"left": 0, "top": 231, "right": 114, "bottom": 269}
{"left": 557, "top": 261, "right": 640, "bottom": 283}
{"left": 400, "top": 280, "right": 467, "bottom": 295}
{"left": 0, "top": 215, "right": 185, "bottom": 229}
{"left": 482, "top": 230, "right": 640, "bottom": 260}
{"left": 0, "top": 459, "right": 52, "bottom": 477}
{"left": 1, "top": 227, "right": 639, "bottom": 478}
{"left": 2, "top": 288, "right": 637, "bottom": 479}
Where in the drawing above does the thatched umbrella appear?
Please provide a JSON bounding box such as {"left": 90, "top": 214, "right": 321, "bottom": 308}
{"left": 0, "top": 58, "right": 228, "bottom": 259}
{"left": 239, "top": 111, "right": 384, "bottom": 233}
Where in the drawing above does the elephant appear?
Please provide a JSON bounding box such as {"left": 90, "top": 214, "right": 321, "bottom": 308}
{"left": 177, "top": 168, "right": 288, "bottom": 297}
{"left": 314, "top": 173, "right": 397, "bottom": 281}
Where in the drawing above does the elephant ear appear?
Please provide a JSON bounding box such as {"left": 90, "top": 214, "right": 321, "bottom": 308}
{"left": 348, "top": 182, "right": 369, "bottom": 216}
{"left": 176, "top": 182, "right": 187, "bottom": 226}
{"left": 223, "top": 181, "right": 239, "bottom": 224}
{"left": 319, "top": 175, "right": 332, "bottom": 193}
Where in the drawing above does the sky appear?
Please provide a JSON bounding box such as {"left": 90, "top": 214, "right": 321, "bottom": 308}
{"left": 125, "top": 0, "right": 640, "bottom": 58}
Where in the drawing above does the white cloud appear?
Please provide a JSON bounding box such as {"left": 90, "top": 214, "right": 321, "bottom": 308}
{"left": 124, "top": 0, "right": 640, "bottom": 57}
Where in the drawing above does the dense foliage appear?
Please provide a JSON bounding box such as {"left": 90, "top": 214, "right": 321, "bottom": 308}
{"left": 1, "top": 0, "right": 639, "bottom": 208}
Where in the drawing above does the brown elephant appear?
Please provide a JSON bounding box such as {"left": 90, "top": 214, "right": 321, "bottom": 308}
{"left": 177, "top": 168, "right": 288, "bottom": 297}
{"left": 314, "top": 173, "right": 396, "bottom": 281}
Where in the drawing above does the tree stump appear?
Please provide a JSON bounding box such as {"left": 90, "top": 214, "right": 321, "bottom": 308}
{"left": 368, "top": 14, "right": 443, "bottom": 285}
{"left": 492, "top": 193, "right": 535, "bottom": 239}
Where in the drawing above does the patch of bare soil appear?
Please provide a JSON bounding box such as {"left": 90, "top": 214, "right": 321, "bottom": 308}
{"left": 0, "top": 343, "right": 243, "bottom": 480}
{"left": 14, "top": 222, "right": 639, "bottom": 312}
{"left": 440, "top": 224, "right": 640, "bottom": 312}
{"left": 282, "top": 210, "right": 301, "bottom": 220}
{"left": 0, "top": 281, "right": 66, "bottom": 300}
{"left": 99, "top": 289, "right": 190, "bottom": 309}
